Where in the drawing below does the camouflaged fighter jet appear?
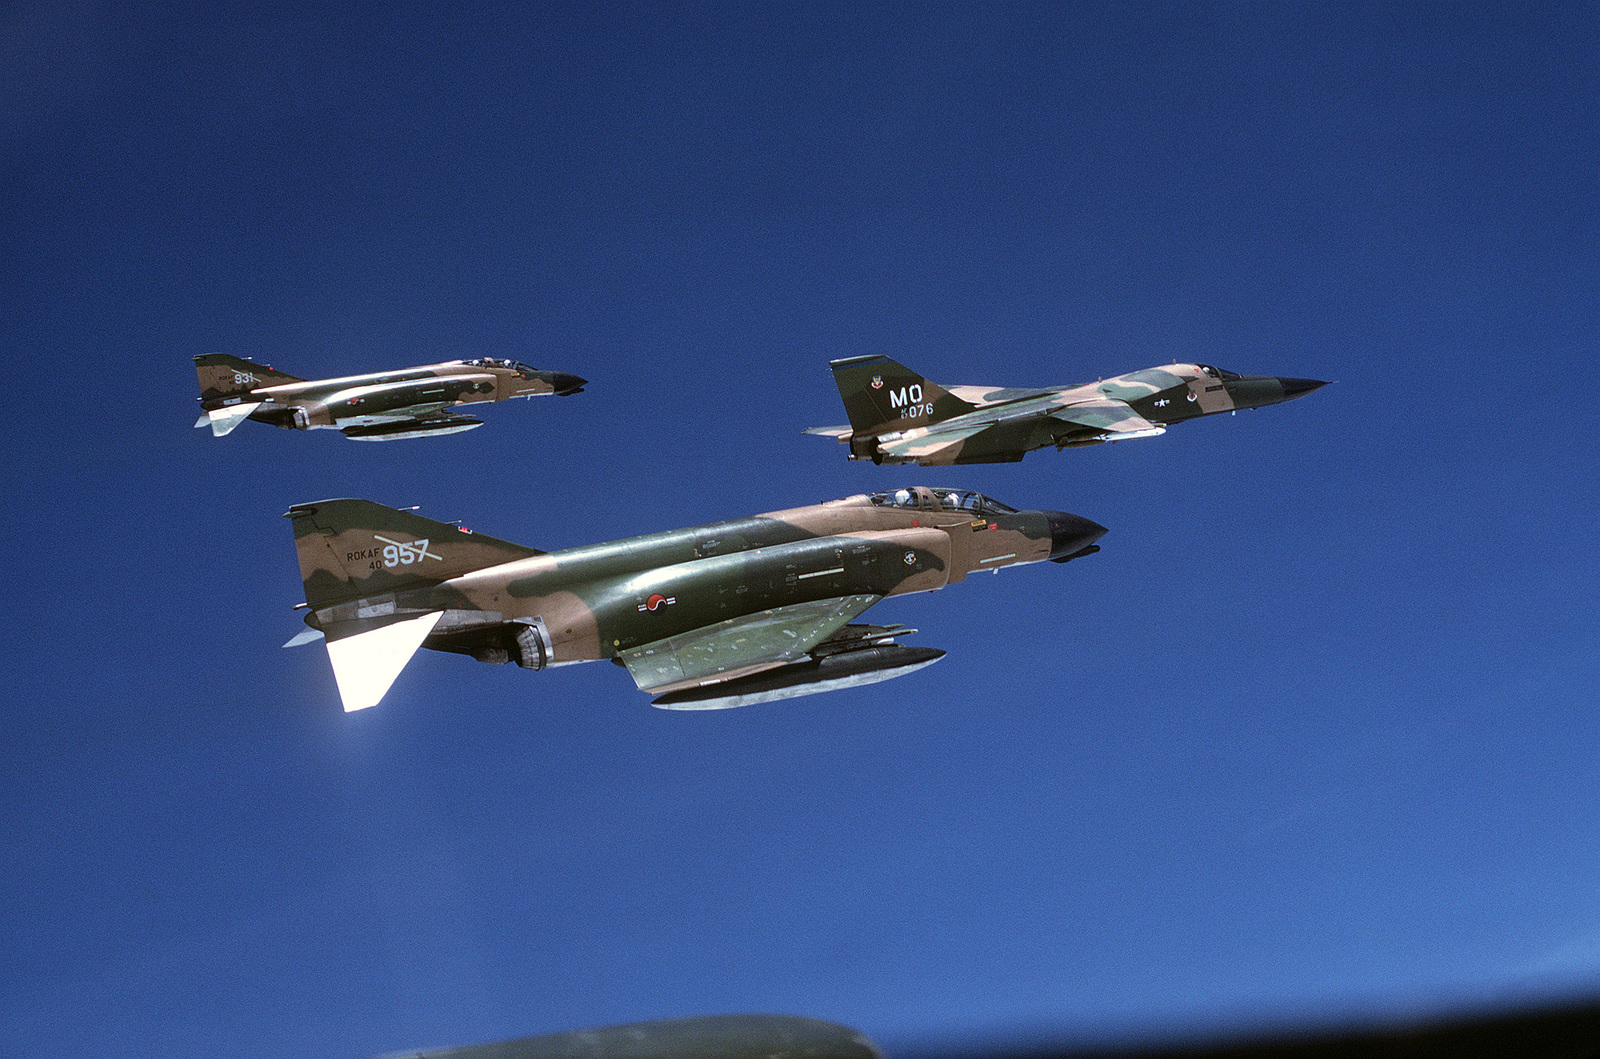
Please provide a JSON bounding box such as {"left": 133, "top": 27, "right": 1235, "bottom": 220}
{"left": 193, "top": 353, "right": 585, "bottom": 441}
{"left": 282, "top": 487, "right": 1106, "bottom": 712}
{"left": 806, "top": 355, "right": 1328, "bottom": 465}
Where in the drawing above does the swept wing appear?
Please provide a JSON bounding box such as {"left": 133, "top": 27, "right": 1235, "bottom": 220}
{"left": 871, "top": 397, "right": 1163, "bottom": 464}
{"left": 1044, "top": 397, "right": 1167, "bottom": 440}
{"left": 874, "top": 423, "right": 995, "bottom": 464}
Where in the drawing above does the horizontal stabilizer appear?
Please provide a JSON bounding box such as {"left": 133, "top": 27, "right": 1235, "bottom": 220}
{"left": 803, "top": 424, "right": 852, "bottom": 440}
{"left": 283, "top": 627, "right": 324, "bottom": 648}
{"left": 207, "top": 402, "right": 262, "bottom": 436}
{"left": 324, "top": 611, "right": 443, "bottom": 712}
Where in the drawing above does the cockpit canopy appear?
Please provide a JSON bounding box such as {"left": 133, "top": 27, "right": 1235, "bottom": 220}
{"left": 868, "top": 487, "right": 1017, "bottom": 515}
{"left": 1197, "top": 364, "right": 1243, "bottom": 381}
{"left": 463, "top": 357, "right": 539, "bottom": 376}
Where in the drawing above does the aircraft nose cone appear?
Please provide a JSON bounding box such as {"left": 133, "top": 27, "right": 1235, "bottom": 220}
{"left": 1224, "top": 375, "right": 1330, "bottom": 409}
{"left": 1277, "top": 377, "right": 1330, "bottom": 400}
{"left": 550, "top": 372, "right": 587, "bottom": 395}
{"left": 1044, "top": 511, "right": 1108, "bottom": 561}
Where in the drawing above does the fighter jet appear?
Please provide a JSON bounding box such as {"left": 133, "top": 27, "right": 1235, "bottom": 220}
{"left": 806, "top": 355, "right": 1328, "bottom": 465}
{"left": 193, "top": 353, "right": 585, "bottom": 441}
{"left": 282, "top": 486, "right": 1106, "bottom": 712}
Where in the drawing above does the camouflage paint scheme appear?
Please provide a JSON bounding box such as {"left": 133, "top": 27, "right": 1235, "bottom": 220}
{"left": 285, "top": 487, "right": 1106, "bottom": 711}
{"left": 194, "top": 353, "right": 585, "bottom": 441}
{"left": 806, "top": 355, "right": 1328, "bottom": 465}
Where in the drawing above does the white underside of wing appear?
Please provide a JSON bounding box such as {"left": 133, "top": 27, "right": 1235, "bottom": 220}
{"left": 324, "top": 611, "right": 443, "bottom": 712}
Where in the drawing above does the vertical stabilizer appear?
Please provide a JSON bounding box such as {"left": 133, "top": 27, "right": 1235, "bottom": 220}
{"left": 828, "top": 355, "right": 976, "bottom": 434}
{"left": 194, "top": 353, "right": 303, "bottom": 403}
{"left": 285, "top": 499, "right": 543, "bottom": 609}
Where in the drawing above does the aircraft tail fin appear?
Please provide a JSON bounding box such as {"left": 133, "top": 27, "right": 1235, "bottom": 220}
{"left": 285, "top": 499, "right": 544, "bottom": 610}
{"left": 828, "top": 355, "right": 977, "bottom": 434}
{"left": 194, "top": 353, "right": 303, "bottom": 402}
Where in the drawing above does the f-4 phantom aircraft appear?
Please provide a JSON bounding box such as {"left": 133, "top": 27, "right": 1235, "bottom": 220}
{"left": 283, "top": 487, "right": 1106, "bottom": 712}
{"left": 194, "top": 353, "right": 585, "bottom": 441}
{"left": 807, "top": 355, "right": 1328, "bottom": 465}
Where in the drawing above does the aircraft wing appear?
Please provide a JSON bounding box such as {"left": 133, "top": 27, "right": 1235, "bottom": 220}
{"left": 415, "top": 409, "right": 482, "bottom": 425}
{"left": 874, "top": 400, "right": 1163, "bottom": 463}
{"left": 874, "top": 423, "right": 993, "bottom": 464}
{"left": 619, "top": 594, "right": 882, "bottom": 695}
{"left": 1046, "top": 397, "right": 1166, "bottom": 440}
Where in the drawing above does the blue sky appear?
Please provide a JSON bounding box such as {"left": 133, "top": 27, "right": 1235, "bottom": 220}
{"left": 3, "top": 3, "right": 1597, "bottom": 1057}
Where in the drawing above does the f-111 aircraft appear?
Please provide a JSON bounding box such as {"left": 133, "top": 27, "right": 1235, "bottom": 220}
{"left": 807, "top": 355, "right": 1326, "bottom": 465}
